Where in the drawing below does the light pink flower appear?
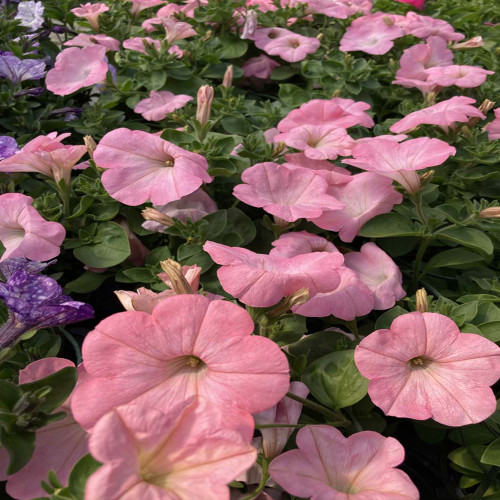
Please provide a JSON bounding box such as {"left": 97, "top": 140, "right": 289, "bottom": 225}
{"left": 71, "top": 2, "right": 109, "bottom": 31}
{"left": 0, "top": 194, "right": 65, "bottom": 262}
{"left": 250, "top": 27, "right": 292, "bottom": 50}
{"left": 283, "top": 152, "right": 352, "bottom": 185}
{"left": 254, "top": 381, "right": 309, "bottom": 459}
{"left": 294, "top": 266, "right": 374, "bottom": 320}
{"left": 403, "top": 12, "right": 465, "bottom": 41}
{"left": 64, "top": 33, "right": 120, "bottom": 51}
{"left": 391, "top": 96, "right": 485, "bottom": 133}
{"left": 0, "top": 358, "right": 88, "bottom": 500}
{"left": 242, "top": 55, "right": 280, "bottom": 79}
{"left": 425, "top": 65, "right": 494, "bottom": 89}
{"left": 270, "top": 425, "right": 419, "bottom": 500}
{"left": 0, "top": 132, "right": 86, "bottom": 185}
{"left": 310, "top": 173, "right": 403, "bottom": 242}
{"left": 270, "top": 231, "right": 338, "bottom": 258}
{"left": 278, "top": 98, "right": 374, "bottom": 133}
{"left": 143, "top": 18, "right": 197, "bottom": 44}
{"left": 263, "top": 33, "right": 320, "bottom": 62}
{"left": 485, "top": 108, "right": 500, "bottom": 140}
{"left": 122, "top": 36, "right": 161, "bottom": 53}
{"left": 356, "top": 134, "right": 408, "bottom": 144}
{"left": 142, "top": 188, "right": 217, "bottom": 231}
{"left": 93, "top": 128, "right": 212, "bottom": 206}
{"left": 276, "top": 125, "right": 355, "bottom": 160}
{"left": 134, "top": 90, "right": 193, "bottom": 121}
{"left": 203, "top": 241, "right": 344, "bottom": 307}
{"left": 45, "top": 45, "right": 108, "bottom": 96}
{"left": 344, "top": 242, "right": 405, "bottom": 309}
{"left": 86, "top": 398, "right": 256, "bottom": 500}
{"left": 156, "top": 3, "right": 182, "bottom": 17}
{"left": 294, "top": 0, "right": 372, "bottom": 18}
{"left": 124, "top": 0, "right": 164, "bottom": 14}
{"left": 233, "top": 162, "right": 344, "bottom": 222}
{"left": 343, "top": 137, "right": 456, "bottom": 193}
{"left": 71, "top": 295, "right": 289, "bottom": 429}
{"left": 355, "top": 312, "right": 500, "bottom": 426}
{"left": 246, "top": 0, "right": 278, "bottom": 12}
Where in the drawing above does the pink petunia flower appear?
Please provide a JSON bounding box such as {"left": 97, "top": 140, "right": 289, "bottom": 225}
{"left": 276, "top": 125, "right": 355, "bottom": 160}
{"left": 403, "top": 12, "right": 465, "bottom": 41}
{"left": 309, "top": 173, "right": 403, "bottom": 242}
{"left": 485, "top": 108, "right": 500, "bottom": 140}
{"left": 288, "top": 0, "right": 372, "bottom": 19}
{"left": 71, "top": 295, "right": 289, "bottom": 429}
{"left": 242, "top": 55, "right": 280, "bottom": 79}
{"left": 86, "top": 398, "right": 256, "bottom": 500}
{"left": 277, "top": 98, "right": 374, "bottom": 133}
{"left": 425, "top": 65, "right": 495, "bottom": 89}
{"left": 64, "top": 33, "right": 120, "bottom": 51}
{"left": 203, "top": 241, "right": 344, "bottom": 307}
{"left": 254, "top": 381, "right": 309, "bottom": 459}
{"left": 124, "top": 0, "right": 164, "bottom": 14}
{"left": 246, "top": 0, "right": 278, "bottom": 12}
{"left": 134, "top": 90, "right": 193, "bottom": 121}
{"left": 232, "top": 162, "right": 344, "bottom": 222}
{"left": 0, "top": 358, "right": 88, "bottom": 500}
{"left": 451, "top": 36, "right": 484, "bottom": 50}
{"left": 355, "top": 312, "right": 500, "bottom": 426}
{"left": 263, "top": 33, "right": 321, "bottom": 62}
{"left": 0, "top": 194, "right": 65, "bottom": 262}
{"left": 269, "top": 425, "right": 419, "bottom": 499}
{"left": 343, "top": 137, "right": 456, "bottom": 193}
{"left": 143, "top": 18, "right": 197, "bottom": 44}
{"left": 45, "top": 45, "right": 108, "bottom": 96}
{"left": 71, "top": 2, "right": 109, "bottom": 31}
{"left": 0, "top": 132, "right": 86, "bottom": 185}
{"left": 270, "top": 231, "right": 339, "bottom": 257}
{"left": 344, "top": 242, "right": 405, "bottom": 309}
{"left": 395, "top": 0, "right": 425, "bottom": 9}
{"left": 122, "top": 36, "right": 161, "bottom": 53}
{"left": 93, "top": 128, "right": 212, "bottom": 206}
{"left": 250, "top": 27, "right": 292, "bottom": 50}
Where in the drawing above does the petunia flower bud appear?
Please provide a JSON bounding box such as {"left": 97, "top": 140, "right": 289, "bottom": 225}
{"left": 141, "top": 207, "right": 175, "bottom": 227}
{"left": 84, "top": 135, "right": 97, "bottom": 160}
{"left": 222, "top": 65, "right": 233, "bottom": 88}
{"left": 419, "top": 169, "right": 434, "bottom": 187}
{"left": 241, "top": 9, "right": 257, "bottom": 39}
{"left": 196, "top": 85, "right": 214, "bottom": 126}
{"left": 479, "top": 207, "right": 500, "bottom": 218}
{"left": 160, "top": 259, "right": 194, "bottom": 294}
{"left": 451, "top": 36, "right": 484, "bottom": 50}
{"left": 415, "top": 288, "right": 428, "bottom": 313}
{"left": 267, "top": 288, "right": 310, "bottom": 319}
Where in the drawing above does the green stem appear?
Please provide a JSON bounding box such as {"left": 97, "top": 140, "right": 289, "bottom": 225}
{"left": 346, "top": 320, "right": 360, "bottom": 341}
{"left": 60, "top": 327, "right": 82, "bottom": 365}
{"left": 285, "top": 392, "right": 350, "bottom": 427}
{"left": 411, "top": 237, "right": 432, "bottom": 293}
{"left": 241, "top": 458, "right": 270, "bottom": 500}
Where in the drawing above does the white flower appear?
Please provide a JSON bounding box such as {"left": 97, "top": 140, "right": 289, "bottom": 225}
{"left": 15, "top": 1, "right": 45, "bottom": 31}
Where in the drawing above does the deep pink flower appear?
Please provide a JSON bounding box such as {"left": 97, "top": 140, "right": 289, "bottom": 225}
{"left": 0, "top": 194, "right": 65, "bottom": 262}
{"left": 425, "top": 65, "right": 494, "bottom": 89}
{"left": 122, "top": 37, "right": 161, "bottom": 53}
{"left": 0, "top": 358, "right": 88, "bottom": 500}
{"left": 391, "top": 97, "right": 485, "bottom": 133}
{"left": 71, "top": 295, "right": 289, "bottom": 429}
{"left": 254, "top": 381, "right": 309, "bottom": 459}
{"left": 93, "top": 128, "right": 212, "bottom": 206}
{"left": 343, "top": 137, "right": 456, "bottom": 193}
{"left": 309, "top": 173, "right": 403, "bottom": 242}
{"left": 0, "top": 132, "right": 86, "bottom": 185}
{"left": 344, "top": 242, "right": 405, "bottom": 309}
{"left": 233, "top": 162, "right": 344, "bottom": 222}
{"left": 270, "top": 425, "right": 419, "bottom": 500}
{"left": 395, "top": 0, "right": 425, "bottom": 9}
{"left": 242, "top": 55, "right": 280, "bottom": 79}
{"left": 86, "top": 399, "right": 256, "bottom": 500}
{"left": 134, "top": 90, "right": 193, "bottom": 121}
{"left": 203, "top": 241, "right": 344, "bottom": 307}
{"left": 263, "top": 33, "right": 320, "bottom": 62}
{"left": 45, "top": 45, "right": 108, "bottom": 96}
{"left": 278, "top": 98, "right": 374, "bottom": 133}
{"left": 485, "top": 108, "right": 500, "bottom": 140}
{"left": 355, "top": 312, "right": 500, "bottom": 426}
{"left": 403, "top": 12, "right": 465, "bottom": 41}
{"left": 270, "top": 231, "right": 339, "bottom": 258}
{"left": 64, "top": 33, "right": 120, "bottom": 51}
{"left": 71, "top": 2, "right": 109, "bottom": 31}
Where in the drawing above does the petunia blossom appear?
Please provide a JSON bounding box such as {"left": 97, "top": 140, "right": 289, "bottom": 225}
{"left": 232, "top": 162, "right": 344, "bottom": 222}
{"left": 122, "top": 37, "right": 161, "bottom": 53}
{"left": 355, "top": 312, "right": 500, "bottom": 426}
{"left": 485, "top": 108, "right": 500, "bottom": 140}
{"left": 269, "top": 425, "right": 419, "bottom": 499}
{"left": 45, "top": 45, "right": 108, "bottom": 96}
{"left": 344, "top": 242, "right": 405, "bottom": 309}
{"left": 64, "top": 33, "right": 120, "bottom": 51}
{"left": 242, "top": 55, "right": 280, "bottom": 79}
{"left": 71, "top": 295, "right": 290, "bottom": 429}
{"left": 86, "top": 398, "right": 256, "bottom": 500}
{"left": 263, "top": 33, "right": 321, "bottom": 63}
{"left": 0, "top": 358, "right": 88, "bottom": 500}
{"left": 424, "top": 65, "right": 494, "bottom": 89}
{"left": 343, "top": 137, "right": 456, "bottom": 193}
{"left": 0, "top": 194, "right": 65, "bottom": 262}
{"left": 14, "top": 1, "right": 44, "bottom": 31}
{"left": 270, "top": 231, "right": 338, "bottom": 258}
{"left": 203, "top": 241, "right": 344, "bottom": 307}
{"left": 0, "top": 53, "right": 46, "bottom": 84}
{"left": 390, "top": 96, "right": 485, "bottom": 133}
{"left": 250, "top": 27, "right": 292, "bottom": 51}
{"left": 93, "top": 128, "right": 212, "bottom": 206}
{"left": 71, "top": 3, "right": 109, "bottom": 31}
{"left": 403, "top": 12, "right": 465, "bottom": 41}
{"left": 124, "top": 0, "right": 164, "bottom": 14}
{"left": 0, "top": 136, "right": 19, "bottom": 160}
{"left": 134, "top": 90, "right": 193, "bottom": 121}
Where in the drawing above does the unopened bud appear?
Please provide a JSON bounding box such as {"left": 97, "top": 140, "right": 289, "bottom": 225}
{"left": 416, "top": 288, "right": 428, "bottom": 313}
{"left": 84, "top": 135, "right": 97, "bottom": 160}
{"left": 272, "top": 141, "right": 286, "bottom": 156}
{"left": 479, "top": 207, "right": 500, "bottom": 218}
{"left": 160, "top": 259, "right": 194, "bottom": 294}
{"left": 196, "top": 85, "right": 214, "bottom": 126}
{"left": 468, "top": 99, "right": 496, "bottom": 127}
{"left": 425, "top": 91, "right": 437, "bottom": 106}
{"left": 451, "top": 36, "right": 484, "bottom": 50}
{"left": 202, "top": 30, "right": 212, "bottom": 42}
{"left": 332, "top": 89, "right": 341, "bottom": 98}
{"left": 141, "top": 207, "right": 175, "bottom": 227}
{"left": 222, "top": 65, "right": 233, "bottom": 88}
{"left": 241, "top": 9, "right": 257, "bottom": 39}
{"left": 267, "top": 288, "right": 310, "bottom": 319}
{"left": 419, "top": 169, "right": 434, "bottom": 185}
{"left": 114, "top": 290, "right": 136, "bottom": 311}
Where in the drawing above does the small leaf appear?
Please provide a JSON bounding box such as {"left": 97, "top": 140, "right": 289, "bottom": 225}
{"left": 359, "top": 213, "right": 421, "bottom": 238}
{"left": 437, "top": 227, "right": 493, "bottom": 257}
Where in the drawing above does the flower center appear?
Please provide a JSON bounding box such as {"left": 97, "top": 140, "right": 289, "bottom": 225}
{"left": 409, "top": 356, "right": 431, "bottom": 368}
{"left": 165, "top": 157, "right": 174, "bottom": 167}
{"left": 186, "top": 355, "right": 202, "bottom": 368}
{"left": 290, "top": 40, "right": 300, "bottom": 48}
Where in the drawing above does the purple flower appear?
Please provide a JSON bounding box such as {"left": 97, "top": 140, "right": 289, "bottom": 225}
{"left": 0, "top": 54, "right": 46, "bottom": 84}
{"left": 15, "top": 0, "right": 44, "bottom": 31}
{"left": 0, "top": 136, "right": 19, "bottom": 160}
{"left": 13, "top": 86, "right": 44, "bottom": 97}
{"left": 0, "top": 259, "right": 94, "bottom": 349}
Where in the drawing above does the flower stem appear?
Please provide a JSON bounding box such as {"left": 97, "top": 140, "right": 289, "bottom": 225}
{"left": 241, "top": 458, "right": 270, "bottom": 500}
{"left": 411, "top": 237, "right": 432, "bottom": 293}
{"left": 60, "top": 327, "right": 82, "bottom": 365}
{"left": 285, "top": 392, "right": 350, "bottom": 427}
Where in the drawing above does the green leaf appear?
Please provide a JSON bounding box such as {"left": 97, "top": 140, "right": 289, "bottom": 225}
{"left": 374, "top": 306, "right": 408, "bottom": 330}
{"left": 177, "top": 243, "right": 214, "bottom": 271}
{"left": 68, "top": 454, "right": 101, "bottom": 500}
{"left": 0, "top": 380, "right": 24, "bottom": 413}
{"left": 214, "top": 207, "right": 256, "bottom": 246}
{"left": 220, "top": 117, "right": 253, "bottom": 135}
{"left": 477, "top": 322, "right": 500, "bottom": 342}
{"left": 437, "top": 227, "right": 494, "bottom": 257}
{"left": 160, "top": 129, "right": 195, "bottom": 145}
{"left": 481, "top": 438, "right": 500, "bottom": 466}
{"left": 120, "top": 268, "right": 155, "bottom": 283}
{"left": 359, "top": 213, "right": 421, "bottom": 238}
{"left": 218, "top": 39, "right": 248, "bottom": 59}
{"left": 74, "top": 222, "right": 131, "bottom": 268}
{"left": 1, "top": 428, "right": 36, "bottom": 474}
{"left": 65, "top": 271, "right": 110, "bottom": 294}
{"left": 146, "top": 246, "right": 172, "bottom": 266}
{"left": 271, "top": 67, "right": 297, "bottom": 80}
{"left": 302, "top": 350, "right": 369, "bottom": 410}
{"left": 452, "top": 302, "right": 478, "bottom": 327}
{"left": 149, "top": 70, "right": 167, "bottom": 90}
{"left": 426, "top": 248, "right": 485, "bottom": 270}
{"left": 448, "top": 445, "right": 488, "bottom": 473}
{"left": 288, "top": 330, "right": 354, "bottom": 363}
{"left": 269, "top": 315, "right": 307, "bottom": 346}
